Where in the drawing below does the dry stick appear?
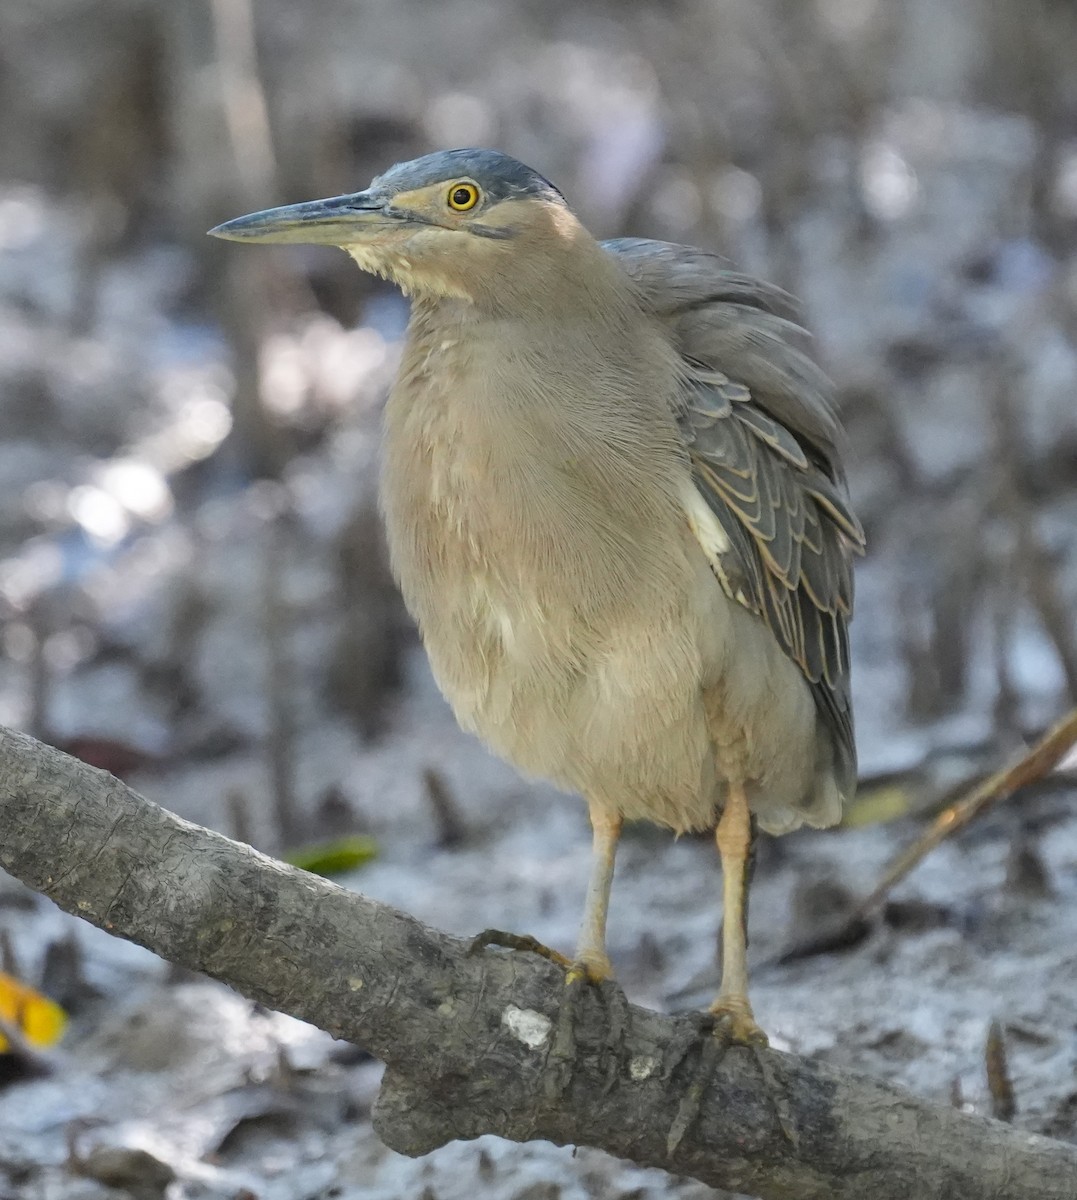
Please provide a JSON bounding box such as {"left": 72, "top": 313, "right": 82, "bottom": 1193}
{"left": 990, "top": 358, "right": 1077, "bottom": 705}
{"left": 1021, "top": 531, "right": 1077, "bottom": 704}
{"left": 210, "top": 0, "right": 277, "bottom": 205}
{"left": 985, "top": 1019, "right": 1016, "bottom": 1124}
{"left": 855, "top": 706, "right": 1077, "bottom": 919}
{"left": 263, "top": 504, "right": 301, "bottom": 850}
{"left": 206, "top": 0, "right": 317, "bottom": 478}
{"left": 775, "top": 707, "right": 1077, "bottom": 967}
{"left": 26, "top": 601, "right": 51, "bottom": 744}
{"left": 1, "top": 724, "right": 1076, "bottom": 1200}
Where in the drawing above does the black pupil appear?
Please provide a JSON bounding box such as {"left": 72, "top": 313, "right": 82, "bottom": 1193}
{"left": 452, "top": 187, "right": 473, "bottom": 207}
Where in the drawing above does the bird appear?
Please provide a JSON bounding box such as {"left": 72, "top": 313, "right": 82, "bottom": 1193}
{"left": 210, "top": 148, "right": 863, "bottom": 1045}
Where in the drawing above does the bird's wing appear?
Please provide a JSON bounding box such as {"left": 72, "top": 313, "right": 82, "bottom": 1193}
{"left": 605, "top": 238, "right": 865, "bottom": 796}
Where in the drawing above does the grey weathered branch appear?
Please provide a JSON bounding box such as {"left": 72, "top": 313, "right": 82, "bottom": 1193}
{"left": 1, "top": 725, "right": 1075, "bottom": 1200}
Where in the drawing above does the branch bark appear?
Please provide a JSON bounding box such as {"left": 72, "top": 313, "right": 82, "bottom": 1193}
{"left": 1, "top": 725, "right": 1075, "bottom": 1200}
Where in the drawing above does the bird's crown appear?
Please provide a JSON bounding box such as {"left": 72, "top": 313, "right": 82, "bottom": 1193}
{"left": 372, "top": 149, "right": 565, "bottom": 207}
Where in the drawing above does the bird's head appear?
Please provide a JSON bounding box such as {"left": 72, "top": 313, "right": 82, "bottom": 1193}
{"left": 210, "top": 149, "right": 586, "bottom": 305}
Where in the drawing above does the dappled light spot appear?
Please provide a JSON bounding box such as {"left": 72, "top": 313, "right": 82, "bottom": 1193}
{"left": 67, "top": 485, "right": 129, "bottom": 547}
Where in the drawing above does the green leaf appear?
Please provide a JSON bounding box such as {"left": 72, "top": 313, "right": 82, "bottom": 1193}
{"left": 284, "top": 835, "right": 379, "bottom": 877}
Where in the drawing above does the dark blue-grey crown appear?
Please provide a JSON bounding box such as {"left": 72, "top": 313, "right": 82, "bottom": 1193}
{"left": 372, "top": 149, "right": 565, "bottom": 206}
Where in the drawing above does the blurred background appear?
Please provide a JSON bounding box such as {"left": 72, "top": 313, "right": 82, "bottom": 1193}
{"left": 1, "top": 2, "right": 1075, "bottom": 1198}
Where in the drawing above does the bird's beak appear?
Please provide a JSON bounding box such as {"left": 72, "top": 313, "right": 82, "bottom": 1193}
{"left": 208, "top": 190, "right": 394, "bottom": 245}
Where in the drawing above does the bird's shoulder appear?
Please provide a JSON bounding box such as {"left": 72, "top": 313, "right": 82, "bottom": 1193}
{"left": 604, "top": 237, "right": 864, "bottom": 795}
{"left": 603, "top": 237, "right": 844, "bottom": 469}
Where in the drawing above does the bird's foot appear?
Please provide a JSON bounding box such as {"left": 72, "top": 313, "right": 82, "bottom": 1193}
{"left": 708, "top": 995, "right": 769, "bottom": 1047}
{"left": 544, "top": 957, "right": 628, "bottom": 1103}
{"left": 664, "top": 1012, "right": 725, "bottom": 1156}
{"left": 468, "top": 928, "right": 573, "bottom": 970}
{"left": 564, "top": 950, "right": 614, "bottom": 986}
{"left": 664, "top": 1002, "right": 793, "bottom": 1157}
{"left": 470, "top": 934, "right": 627, "bottom": 1100}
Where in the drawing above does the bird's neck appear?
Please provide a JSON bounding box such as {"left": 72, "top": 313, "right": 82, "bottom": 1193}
{"left": 397, "top": 287, "right": 680, "bottom": 464}
{"left": 383, "top": 284, "right": 687, "bottom": 564}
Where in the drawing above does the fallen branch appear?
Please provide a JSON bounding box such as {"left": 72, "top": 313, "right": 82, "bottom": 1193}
{"left": 859, "top": 706, "right": 1077, "bottom": 916}
{"left": 777, "top": 708, "right": 1077, "bottom": 966}
{"left": 1, "top": 725, "right": 1075, "bottom": 1200}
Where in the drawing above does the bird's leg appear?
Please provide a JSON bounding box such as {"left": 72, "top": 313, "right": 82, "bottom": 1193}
{"left": 569, "top": 802, "right": 623, "bottom": 983}
{"left": 471, "top": 803, "right": 621, "bottom": 977}
{"left": 471, "top": 804, "right": 622, "bottom": 981}
{"left": 543, "top": 802, "right": 627, "bottom": 1101}
{"left": 663, "top": 788, "right": 773, "bottom": 1153}
{"left": 669, "top": 788, "right": 802, "bottom": 1150}
{"left": 709, "top": 781, "right": 767, "bottom": 1045}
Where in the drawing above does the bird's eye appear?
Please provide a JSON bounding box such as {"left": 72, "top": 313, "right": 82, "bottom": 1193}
{"left": 447, "top": 182, "right": 480, "bottom": 212}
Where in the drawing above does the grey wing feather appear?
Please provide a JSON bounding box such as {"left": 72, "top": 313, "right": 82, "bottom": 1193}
{"left": 605, "top": 238, "right": 865, "bottom": 797}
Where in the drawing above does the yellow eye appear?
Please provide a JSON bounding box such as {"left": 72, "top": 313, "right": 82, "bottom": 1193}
{"left": 447, "top": 182, "right": 480, "bottom": 211}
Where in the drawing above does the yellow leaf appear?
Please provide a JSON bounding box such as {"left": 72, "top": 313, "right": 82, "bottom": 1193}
{"left": 0, "top": 970, "right": 67, "bottom": 1051}
{"left": 841, "top": 783, "right": 915, "bottom": 829}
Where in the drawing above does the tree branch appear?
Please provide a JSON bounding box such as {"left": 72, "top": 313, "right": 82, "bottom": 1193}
{"left": 1, "top": 725, "right": 1075, "bottom": 1200}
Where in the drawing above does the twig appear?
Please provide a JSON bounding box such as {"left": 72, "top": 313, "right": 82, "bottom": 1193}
{"left": 986, "top": 1019, "right": 1016, "bottom": 1123}
{"left": 856, "top": 707, "right": 1077, "bottom": 918}
{"left": 262, "top": 500, "right": 301, "bottom": 849}
{"left": 26, "top": 602, "right": 51, "bottom": 744}
{"left": 1023, "top": 534, "right": 1077, "bottom": 703}
{"left": 422, "top": 768, "right": 468, "bottom": 849}
{"left": 989, "top": 361, "right": 1077, "bottom": 704}
{"left": 209, "top": 0, "right": 278, "bottom": 206}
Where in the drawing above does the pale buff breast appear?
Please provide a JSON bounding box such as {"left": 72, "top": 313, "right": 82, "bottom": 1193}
{"left": 380, "top": 309, "right": 838, "bottom": 835}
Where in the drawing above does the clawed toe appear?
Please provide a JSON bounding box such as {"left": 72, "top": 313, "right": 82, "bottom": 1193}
{"left": 544, "top": 959, "right": 626, "bottom": 1102}
{"left": 468, "top": 928, "right": 572, "bottom": 969}
{"left": 665, "top": 1002, "right": 784, "bottom": 1157}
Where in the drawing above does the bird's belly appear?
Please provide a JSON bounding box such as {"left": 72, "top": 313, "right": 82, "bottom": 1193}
{"left": 414, "top": 540, "right": 833, "bottom": 836}
{"left": 382, "top": 394, "right": 830, "bottom": 834}
{"left": 425, "top": 567, "right": 719, "bottom": 830}
{"left": 381, "top": 450, "right": 716, "bottom": 829}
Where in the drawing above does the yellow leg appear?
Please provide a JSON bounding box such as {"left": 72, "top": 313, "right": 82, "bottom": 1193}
{"left": 569, "top": 801, "right": 623, "bottom": 984}
{"left": 543, "top": 802, "right": 627, "bottom": 1102}
{"left": 709, "top": 781, "right": 767, "bottom": 1045}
